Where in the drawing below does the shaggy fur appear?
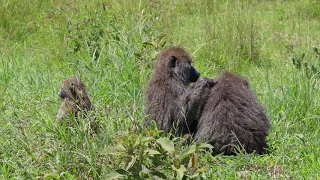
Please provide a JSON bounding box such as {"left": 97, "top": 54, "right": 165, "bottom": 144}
{"left": 57, "top": 77, "right": 92, "bottom": 121}
{"left": 195, "top": 72, "right": 271, "bottom": 155}
{"left": 145, "top": 47, "right": 214, "bottom": 135}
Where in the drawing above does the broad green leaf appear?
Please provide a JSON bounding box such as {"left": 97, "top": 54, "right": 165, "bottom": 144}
{"left": 197, "top": 167, "right": 208, "bottom": 173}
{"left": 133, "top": 137, "right": 141, "bottom": 147}
{"left": 141, "top": 137, "right": 153, "bottom": 142}
{"left": 105, "top": 171, "right": 127, "bottom": 179}
{"left": 126, "top": 155, "right": 136, "bottom": 170}
{"left": 145, "top": 149, "right": 161, "bottom": 155}
{"left": 172, "top": 165, "right": 187, "bottom": 180}
{"left": 197, "top": 143, "right": 213, "bottom": 150}
{"left": 151, "top": 154, "right": 164, "bottom": 167}
{"left": 174, "top": 159, "right": 180, "bottom": 168}
{"left": 150, "top": 171, "right": 168, "bottom": 179}
{"left": 157, "top": 137, "right": 175, "bottom": 154}
{"left": 139, "top": 165, "right": 150, "bottom": 177}
{"left": 179, "top": 145, "right": 196, "bottom": 162}
{"left": 101, "top": 144, "right": 126, "bottom": 155}
{"left": 115, "top": 169, "right": 131, "bottom": 176}
{"left": 187, "top": 172, "right": 200, "bottom": 179}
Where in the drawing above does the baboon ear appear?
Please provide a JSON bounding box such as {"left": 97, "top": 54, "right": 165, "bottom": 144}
{"left": 169, "top": 56, "right": 177, "bottom": 68}
{"left": 243, "top": 79, "right": 249, "bottom": 87}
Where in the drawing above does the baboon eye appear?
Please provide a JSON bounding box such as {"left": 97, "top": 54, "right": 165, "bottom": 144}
{"left": 169, "top": 56, "right": 177, "bottom": 68}
{"left": 69, "top": 83, "right": 75, "bottom": 90}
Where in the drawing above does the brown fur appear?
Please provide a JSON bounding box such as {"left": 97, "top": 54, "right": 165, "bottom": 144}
{"left": 145, "top": 47, "right": 215, "bottom": 136}
{"left": 195, "top": 72, "right": 271, "bottom": 155}
{"left": 57, "top": 77, "right": 92, "bottom": 121}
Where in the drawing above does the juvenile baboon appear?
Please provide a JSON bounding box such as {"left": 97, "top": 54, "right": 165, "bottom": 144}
{"left": 195, "top": 72, "right": 271, "bottom": 155}
{"left": 145, "top": 47, "right": 215, "bottom": 136}
{"left": 57, "top": 77, "right": 92, "bottom": 121}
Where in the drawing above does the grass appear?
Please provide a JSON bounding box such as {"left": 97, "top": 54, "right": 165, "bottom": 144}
{"left": 0, "top": 0, "right": 319, "bottom": 179}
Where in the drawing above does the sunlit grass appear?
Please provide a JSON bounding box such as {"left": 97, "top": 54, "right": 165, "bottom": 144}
{"left": 0, "top": 0, "right": 319, "bottom": 179}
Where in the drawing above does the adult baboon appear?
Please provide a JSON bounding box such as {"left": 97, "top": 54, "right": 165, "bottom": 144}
{"left": 195, "top": 72, "right": 271, "bottom": 155}
{"left": 57, "top": 77, "right": 92, "bottom": 121}
{"left": 145, "top": 47, "right": 215, "bottom": 136}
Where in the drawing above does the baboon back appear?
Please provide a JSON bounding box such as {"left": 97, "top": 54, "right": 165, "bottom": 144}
{"left": 195, "top": 72, "right": 271, "bottom": 155}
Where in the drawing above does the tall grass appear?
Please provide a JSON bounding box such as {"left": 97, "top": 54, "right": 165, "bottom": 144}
{"left": 0, "top": 0, "right": 319, "bottom": 179}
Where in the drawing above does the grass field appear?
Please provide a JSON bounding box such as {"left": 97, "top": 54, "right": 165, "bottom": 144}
{"left": 1, "top": 0, "right": 319, "bottom": 179}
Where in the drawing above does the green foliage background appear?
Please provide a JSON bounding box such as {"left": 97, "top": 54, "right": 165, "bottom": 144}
{"left": 0, "top": 0, "right": 319, "bottom": 179}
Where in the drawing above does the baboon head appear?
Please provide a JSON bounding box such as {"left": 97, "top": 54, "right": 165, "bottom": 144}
{"left": 154, "top": 47, "right": 200, "bottom": 84}
{"left": 58, "top": 77, "right": 92, "bottom": 109}
{"left": 220, "top": 72, "right": 250, "bottom": 92}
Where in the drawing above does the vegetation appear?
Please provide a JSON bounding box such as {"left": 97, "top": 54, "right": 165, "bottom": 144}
{"left": 0, "top": 0, "right": 319, "bottom": 179}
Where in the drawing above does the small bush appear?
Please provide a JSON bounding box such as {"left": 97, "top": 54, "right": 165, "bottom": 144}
{"left": 101, "top": 128, "right": 213, "bottom": 179}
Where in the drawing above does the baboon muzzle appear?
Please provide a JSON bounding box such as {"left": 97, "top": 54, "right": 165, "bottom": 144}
{"left": 189, "top": 67, "right": 200, "bottom": 82}
{"left": 58, "top": 91, "right": 67, "bottom": 99}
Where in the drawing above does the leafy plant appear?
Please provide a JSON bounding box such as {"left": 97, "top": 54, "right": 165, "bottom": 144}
{"left": 101, "top": 129, "right": 213, "bottom": 179}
